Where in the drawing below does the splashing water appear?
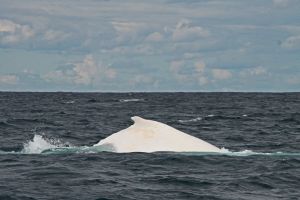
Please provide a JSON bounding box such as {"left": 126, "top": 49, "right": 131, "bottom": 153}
{"left": 17, "top": 134, "right": 115, "bottom": 154}
{"left": 21, "top": 135, "right": 70, "bottom": 154}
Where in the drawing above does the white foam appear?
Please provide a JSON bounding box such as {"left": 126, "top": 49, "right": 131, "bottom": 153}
{"left": 94, "top": 116, "right": 221, "bottom": 153}
{"left": 65, "top": 100, "right": 75, "bottom": 104}
{"left": 21, "top": 135, "right": 69, "bottom": 154}
{"left": 218, "top": 148, "right": 274, "bottom": 156}
{"left": 119, "top": 98, "right": 144, "bottom": 102}
{"left": 178, "top": 117, "right": 202, "bottom": 123}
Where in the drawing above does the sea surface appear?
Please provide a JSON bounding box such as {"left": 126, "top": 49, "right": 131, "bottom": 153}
{"left": 0, "top": 92, "right": 299, "bottom": 200}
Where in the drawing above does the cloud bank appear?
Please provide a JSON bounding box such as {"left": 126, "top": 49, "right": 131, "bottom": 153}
{"left": 0, "top": 0, "right": 299, "bottom": 91}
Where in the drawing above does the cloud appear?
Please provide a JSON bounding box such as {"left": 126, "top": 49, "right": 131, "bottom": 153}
{"left": 249, "top": 66, "right": 267, "bottom": 76}
{"left": 169, "top": 59, "right": 209, "bottom": 86}
{"left": 198, "top": 76, "right": 208, "bottom": 86}
{"left": 43, "top": 69, "right": 74, "bottom": 84}
{"left": 0, "top": 1, "right": 299, "bottom": 92}
{"left": 44, "top": 55, "right": 117, "bottom": 85}
{"left": 281, "top": 35, "right": 300, "bottom": 49}
{"left": 221, "top": 24, "right": 259, "bottom": 30}
{"left": 112, "top": 21, "right": 146, "bottom": 44}
{"left": 0, "top": 19, "right": 34, "bottom": 44}
{"left": 105, "top": 68, "right": 117, "bottom": 79}
{"left": 287, "top": 76, "right": 300, "bottom": 85}
{"left": 194, "top": 61, "right": 208, "bottom": 86}
{"left": 130, "top": 74, "right": 153, "bottom": 85}
{"left": 240, "top": 66, "right": 268, "bottom": 77}
{"left": 277, "top": 25, "right": 300, "bottom": 35}
{"left": 0, "top": 75, "right": 19, "bottom": 85}
{"left": 43, "top": 30, "right": 69, "bottom": 41}
{"left": 169, "top": 60, "right": 188, "bottom": 81}
{"left": 273, "top": 0, "right": 290, "bottom": 7}
{"left": 170, "top": 60, "right": 184, "bottom": 74}
{"left": 194, "top": 60, "right": 205, "bottom": 74}
{"left": 73, "top": 55, "right": 98, "bottom": 85}
{"left": 212, "top": 69, "right": 232, "bottom": 80}
{"left": 172, "top": 19, "right": 210, "bottom": 42}
{"left": 112, "top": 21, "right": 140, "bottom": 34}
{"left": 0, "top": 19, "right": 17, "bottom": 32}
{"left": 145, "top": 32, "right": 163, "bottom": 42}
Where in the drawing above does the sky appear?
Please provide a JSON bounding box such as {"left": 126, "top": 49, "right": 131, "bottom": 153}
{"left": 0, "top": 0, "right": 299, "bottom": 92}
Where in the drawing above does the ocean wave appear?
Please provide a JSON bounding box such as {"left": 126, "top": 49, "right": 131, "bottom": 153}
{"left": 203, "top": 114, "right": 250, "bottom": 120}
{"left": 64, "top": 100, "right": 75, "bottom": 104}
{"left": 181, "top": 148, "right": 300, "bottom": 157}
{"left": 179, "top": 114, "right": 248, "bottom": 123}
{"left": 0, "top": 121, "right": 14, "bottom": 127}
{"left": 178, "top": 117, "right": 202, "bottom": 123}
{"left": 119, "top": 98, "right": 144, "bottom": 102}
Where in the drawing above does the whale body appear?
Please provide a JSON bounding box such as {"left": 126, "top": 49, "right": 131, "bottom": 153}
{"left": 94, "top": 116, "right": 220, "bottom": 153}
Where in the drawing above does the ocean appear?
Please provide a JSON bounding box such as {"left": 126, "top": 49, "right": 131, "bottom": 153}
{"left": 0, "top": 92, "right": 299, "bottom": 199}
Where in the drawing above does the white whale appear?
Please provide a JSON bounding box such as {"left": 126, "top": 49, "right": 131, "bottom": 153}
{"left": 94, "top": 116, "right": 221, "bottom": 153}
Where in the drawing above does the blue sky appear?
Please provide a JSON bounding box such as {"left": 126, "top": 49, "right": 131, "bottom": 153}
{"left": 0, "top": 0, "right": 299, "bottom": 92}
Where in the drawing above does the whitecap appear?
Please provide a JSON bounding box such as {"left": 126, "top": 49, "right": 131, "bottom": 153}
{"left": 119, "top": 98, "right": 144, "bottom": 102}
{"left": 178, "top": 117, "right": 202, "bottom": 123}
{"left": 65, "top": 100, "right": 75, "bottom": 104}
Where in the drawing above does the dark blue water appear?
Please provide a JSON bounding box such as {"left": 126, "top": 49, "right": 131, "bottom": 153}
{"left": 0, "top": 92, "right": 300, "bottom": 199}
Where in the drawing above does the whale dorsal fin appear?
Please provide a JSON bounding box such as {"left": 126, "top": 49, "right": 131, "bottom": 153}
{"left": 95, "top": 116, "right": 220, "bottom": 153}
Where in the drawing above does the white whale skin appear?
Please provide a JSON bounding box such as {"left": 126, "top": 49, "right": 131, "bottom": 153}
{"left": 94, "top": 116, "right": 221, "bottom": 153}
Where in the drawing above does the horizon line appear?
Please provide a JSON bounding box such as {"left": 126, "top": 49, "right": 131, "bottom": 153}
{"left": 0, "top": 90, "right": 299, "bottom": 93}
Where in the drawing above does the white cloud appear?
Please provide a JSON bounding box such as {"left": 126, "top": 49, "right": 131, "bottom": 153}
{"left": 105, "top": 68, "right": 117, "bottom": 79}
{"left": 170, "top": 60, "right": 184, "bottom": 74}
{"left": 169, "top": 60, "right": 189, "bottom": 81}
{"left": 240, "top": 66, "right": 268, "bottom": 77}
{"left": 130, "top": 74, "right": 153, "bottom": 85}
{"left": 0, "top": 19, "right": 34, "bottom": 44}
{"left": 212, "top": 69, "right": 232, "bottom": 80}
{"left": 277, "top": 25, "right": 300, "bottom": 35}
{"left": 145, "top": 32, "right": 163, "bottom": 42}
{"left": 43, "top": 70, "right": 74, "bottom": 84}
{"left": 44, "top": 55, "right": 117, "bottom": 85}
{"left": 0, "top": 75, "right": 19, "bottom": 85}
{"left": 73, "top": 55, "right": 98, "bottom": 85}
{"left": 44, "top": 30, "right": 69, "bottom": 41}
{"left": 287, "top": 76, "right": 300, "bottom": 84}
{"left": 194, "top": 60, "right": 206, "bottom": 74}
{"left": 273, "top": 0, "right": 289, "bottom": 7}
{"left": 281, "top": 35, "right": 300, "bottom": 49}
{"left": 194, "top": 60, "right": 208, "bottom": 86}
{"left": 170, "top": 59, "right": 209, "bottom": 86}
{"left": 112, "top": 21, "right": 145, "bottom": 43}
{"left": 221, "top": 24, "right": 259, "bottom": 30}
{"left": 112, "top": 21, "right": 141, "bottom": 34}
{"left": 172, "top": 19, "right": 210, "bottom": 42}
{"left": 198, "top": 76, "right": 208, "bottom": 86}
{"left": 0, "top": 20, "right": 17, "bottom": 32}
{"left": 249, "top": 66, "right": 267, "bottom": 76}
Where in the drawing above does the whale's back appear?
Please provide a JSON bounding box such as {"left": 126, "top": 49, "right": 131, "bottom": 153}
{"left": 94, "top": 116, "right": 220, "bottom": 153}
